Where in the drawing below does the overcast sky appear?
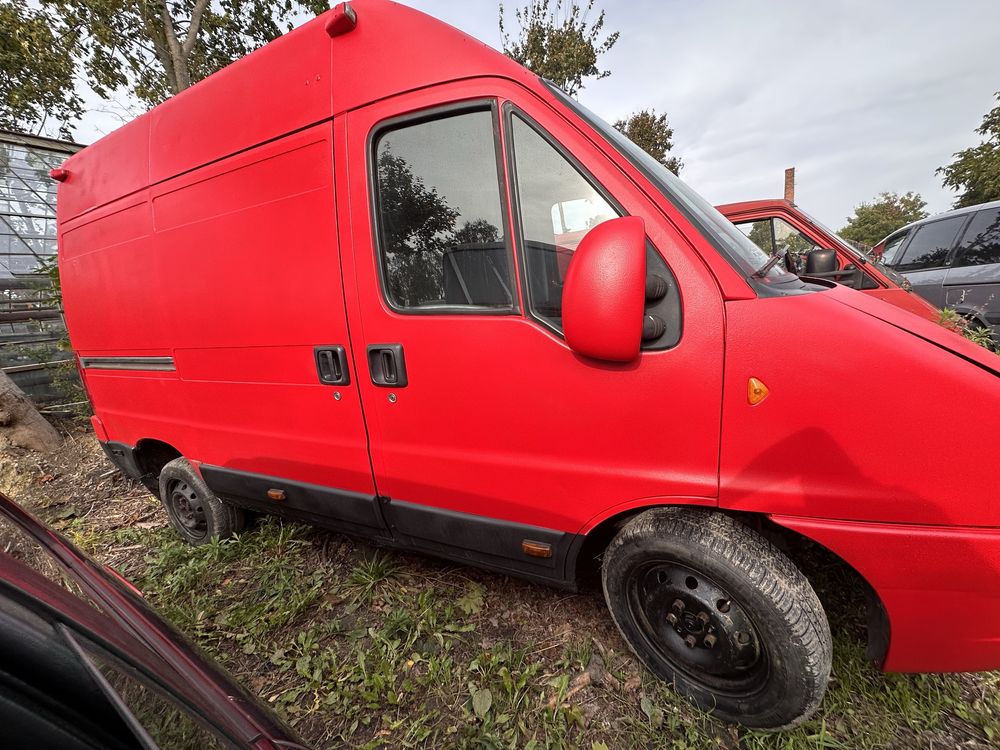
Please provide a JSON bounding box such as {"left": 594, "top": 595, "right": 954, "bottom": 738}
{"left": 72, "top": 0, "right": 1000, "bottom": 229}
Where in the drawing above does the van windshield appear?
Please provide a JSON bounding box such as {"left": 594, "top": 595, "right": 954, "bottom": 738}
{"left": 544, "top": 83, "right": 804, "bottom": 292}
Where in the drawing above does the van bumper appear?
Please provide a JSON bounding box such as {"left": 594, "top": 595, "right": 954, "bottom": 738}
{"left": 772, "top": 515, "right": 1000, "bottom": 673}
{"left": 99, "top": 440, "right": 144, "bottom": 483}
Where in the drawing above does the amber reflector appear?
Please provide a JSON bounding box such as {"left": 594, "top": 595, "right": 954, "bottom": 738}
{"left": 267, "top": 488, "right": 287, "bottom": 501}
{"left": 747, "top": 377, "right": 769, "bottom": 406}
{"left": 522, "top": 540, "right": 552, "bottom": 558}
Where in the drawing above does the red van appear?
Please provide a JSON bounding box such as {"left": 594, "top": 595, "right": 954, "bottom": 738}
{"left": 717, "top": 199, "right": 941, "bottom": 322}
{"left": 54, "top": 0, "right": 1000, "bottom": 730}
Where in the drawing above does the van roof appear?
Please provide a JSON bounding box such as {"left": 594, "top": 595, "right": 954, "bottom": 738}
{"left": 878, "top": 198, "right": 1000, "bottom": 246}
{"left": 57, "top": 0, "right": 533, "bottom": 223}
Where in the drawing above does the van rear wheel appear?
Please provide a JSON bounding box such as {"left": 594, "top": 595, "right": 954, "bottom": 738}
{"left": 602, "top": 508, "right": 831, "bottom": 729}
{"left": 158, "top": 458, "right": 245, "bottom": 546}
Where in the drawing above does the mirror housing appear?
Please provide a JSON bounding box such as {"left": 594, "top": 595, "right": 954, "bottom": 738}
{"left": 562, "top": 216, "right": 646, "bottom": 362}
{"left": 805, "top": 248, "right": 838, "bottom": 275}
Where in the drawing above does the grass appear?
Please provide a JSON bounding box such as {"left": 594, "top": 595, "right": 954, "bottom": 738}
{"left": 56, "top": 512, "right": 1000, "bottom": 750}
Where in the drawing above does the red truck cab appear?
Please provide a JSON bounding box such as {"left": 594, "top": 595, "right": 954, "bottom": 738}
{"left": 717, "top": 199, "right": 941, "bottom": 322}
{"left": 54, "top": 0, "right": 1000, "bottom": 730}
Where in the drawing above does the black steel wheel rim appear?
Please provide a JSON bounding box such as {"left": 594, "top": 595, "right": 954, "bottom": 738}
{"left": 625, "top": 560, "right": 769, "bottom": 696}
{"left": 167, "top": 480, "right": 208, "bottom": 540}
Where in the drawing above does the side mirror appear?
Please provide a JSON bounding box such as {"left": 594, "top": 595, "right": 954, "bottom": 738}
{"left": 804, "top": 248, "right": 838, "bottom": 275}
{"left": 562, "top": 216, "right": 646, "bottom": 362}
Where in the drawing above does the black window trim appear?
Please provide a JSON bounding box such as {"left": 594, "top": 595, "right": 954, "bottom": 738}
{"left": 501, "top": 101, "right": 682, "bottom": 349}
{"left": 367, "top": 98, "right": 520, "bottom": 316}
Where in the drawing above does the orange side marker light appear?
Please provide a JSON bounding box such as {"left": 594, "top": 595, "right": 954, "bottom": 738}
{"left": 747, "top": 377, "right": 769, "bottom": 406}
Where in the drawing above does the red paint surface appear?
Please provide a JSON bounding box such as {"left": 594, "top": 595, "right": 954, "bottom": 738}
{"left": 55, "top": 0, "right": 1000, "bottom": 674}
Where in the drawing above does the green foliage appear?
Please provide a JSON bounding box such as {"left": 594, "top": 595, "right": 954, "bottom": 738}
{"left": 938, "top": 92, "right": 1000, "bottom": 208}
{"left": 938, "top": 308, "right": 997, "bottom": 351}
{"left": 43, "top": 0, "right": 329, "bottom": 108}
{"left": 613, "top": 109, "right": 681, "bottom": 174}
{"left": 839, "top": 191, "right": 928, "bottom": 248}
{"left": 0, "top": 1, "right": 82, "bottom": 136}
{"left": 500, "top": 0, "right": 619, "bottom": 97}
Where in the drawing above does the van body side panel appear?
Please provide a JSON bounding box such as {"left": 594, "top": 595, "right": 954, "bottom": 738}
{"left": 56, "top": 115, "right": 151, "bottom": 222}
{"left": 148, "top": 18, "right": 333, "bottom": 185}
{"left": 62, "top": 123, "right": 376, "bottom": 499}
{"left": 719, "top": 286, "right": 1000, "bottom": 527}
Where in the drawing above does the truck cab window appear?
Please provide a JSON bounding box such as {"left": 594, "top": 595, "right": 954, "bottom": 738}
{"left": 736, "top": 220, "right": 776, "bottom": 254}
{"left": 509, "top": 114, "right": 618, "bottom": 328}
{"left": 373, "top": 107, "right": 515, "bottom": 312}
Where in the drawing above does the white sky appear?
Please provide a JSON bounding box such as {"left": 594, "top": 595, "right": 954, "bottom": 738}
{"left": 69, "top": 0, "right": 1000, "bottom": 229}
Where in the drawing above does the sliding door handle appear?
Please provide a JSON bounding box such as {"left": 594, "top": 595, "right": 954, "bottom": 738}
{"left": 314, "top": 345, "right": 350, "bottom": 385}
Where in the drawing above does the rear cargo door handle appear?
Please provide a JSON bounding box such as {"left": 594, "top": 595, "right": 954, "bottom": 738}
{"left": 367, "top": 344, "right": 407, "bottom": 387}
{"left": 314, "top": 346, "right": 350, "bottom": 385}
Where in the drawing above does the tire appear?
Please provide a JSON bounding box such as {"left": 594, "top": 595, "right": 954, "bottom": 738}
{"left": 157, "top": 457, "right": 245, "bottom": 546}
{"left": 602, "top": 507, "right": 831, "bottom": 729}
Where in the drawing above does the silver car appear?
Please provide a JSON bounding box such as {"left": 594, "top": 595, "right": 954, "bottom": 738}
{"left": 879, "top": 199, "right": 1000, "bottom": 338}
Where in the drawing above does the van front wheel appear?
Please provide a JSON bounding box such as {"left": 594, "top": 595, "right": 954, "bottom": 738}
{"left": 602, "top": 508, "right": 831, "bottom": 729}
{"left": 158, "top": 458, "right": 245, "bottom": 546}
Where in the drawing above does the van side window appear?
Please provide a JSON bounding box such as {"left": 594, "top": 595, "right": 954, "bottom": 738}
{"left": 509, "top": 114, "right": 619, "bottom": 328}
{"left": 894, "top": 216, "right": 965, "bottom": 270}
{"left": 373, "top": 108, "right": 515, "bottom": 311}
{"left": 953, "top": 208, "right": 1000, "bottom": 267}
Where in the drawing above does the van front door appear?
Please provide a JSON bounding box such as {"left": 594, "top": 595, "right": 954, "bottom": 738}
{"left": 338, "top": 81, "right": 725, "bottom": 580}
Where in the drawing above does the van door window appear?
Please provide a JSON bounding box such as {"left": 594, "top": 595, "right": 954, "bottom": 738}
{"left": 894, "top": 216, "right": 965, "bottom": 270}
{"left": 953, "top": 208, "right": 1000, "bottom": 267}
{"left": 509, "top": 114, "right": 619, "bottom": 328}
{"left": 372, "top": 107, "right": 515, "bottom": 312}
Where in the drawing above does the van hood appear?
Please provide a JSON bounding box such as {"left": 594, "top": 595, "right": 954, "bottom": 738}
{"left": 826, "top": 284, "right": 1000, "bottom": 377}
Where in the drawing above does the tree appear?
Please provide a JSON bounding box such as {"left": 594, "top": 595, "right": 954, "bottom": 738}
{"left": 0, "top": 1, "right": 83, "bottom": 137}
{"left": 499, "top": 0, "right": 618, "bottom": 97}
{"left": 938, "top": 92, "right": 1000, "bottom": 208}
{"left": 613, "top": 109, "right": 681, "bottom": 174}
{"left": 840, "top": 191, "right": 928, "bottom": 247}
{"left": 45, "top": 0, "right": 329, "bottom": 108}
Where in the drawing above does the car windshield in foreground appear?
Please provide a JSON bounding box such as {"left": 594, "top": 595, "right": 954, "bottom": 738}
{"left": 544, "top": 82, "right": 803, "bottom": 291}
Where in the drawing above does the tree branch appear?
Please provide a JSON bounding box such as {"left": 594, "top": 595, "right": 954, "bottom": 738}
{"left": 157, "top": 0, "right": 189, "bottom": 91}
{"left": 181, "top": 0, "right": 210, "bottom": 57}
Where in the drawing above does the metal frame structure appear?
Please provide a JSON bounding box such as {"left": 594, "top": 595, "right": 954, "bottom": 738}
{"left": 1, "top": 130, "right": 83, "bottom": 405}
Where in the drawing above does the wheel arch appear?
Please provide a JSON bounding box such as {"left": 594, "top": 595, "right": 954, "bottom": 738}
{"left": 569, "top": 502, "right": 890, "bottom": 667}
{"left": 131, "top": 438, "right": 183, "bottom": 493}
